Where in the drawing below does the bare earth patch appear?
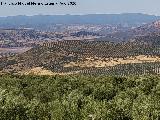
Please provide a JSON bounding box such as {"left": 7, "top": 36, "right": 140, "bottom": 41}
{"left": 0, "top": 47, "right": 32, "bottom": 54}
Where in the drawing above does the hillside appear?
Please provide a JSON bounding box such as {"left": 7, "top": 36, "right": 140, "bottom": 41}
{"left": 96, "top": 20, "right": 160, "bottom": 42}
{"left": 1, "top": 39, "right": 160, "bottom": 76}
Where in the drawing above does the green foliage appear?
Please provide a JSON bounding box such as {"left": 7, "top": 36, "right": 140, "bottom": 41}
{"left": 0, "top": 74, "right": 160, "bottom": 119}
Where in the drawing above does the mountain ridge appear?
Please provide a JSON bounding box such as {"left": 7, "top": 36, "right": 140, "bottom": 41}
{"left": 0, "top": 13, "right": 160, "bottom": 28}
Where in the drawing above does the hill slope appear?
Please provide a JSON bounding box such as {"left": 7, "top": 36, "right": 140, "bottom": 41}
{"left": 1, "top": 39, "right": 160, "bottom": 76}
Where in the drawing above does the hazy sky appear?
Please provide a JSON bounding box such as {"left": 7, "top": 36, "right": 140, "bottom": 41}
{"left": 0, "top": 0, "right": 160, "bottom": 16}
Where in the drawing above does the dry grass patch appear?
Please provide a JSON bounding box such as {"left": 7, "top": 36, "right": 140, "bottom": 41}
{"left": 64, "top": 55, "right": 160, "bottom": 68}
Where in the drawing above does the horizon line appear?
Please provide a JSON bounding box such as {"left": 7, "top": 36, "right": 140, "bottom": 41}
{"left": 0, "top": 13, "right": 158, "bottom": 17}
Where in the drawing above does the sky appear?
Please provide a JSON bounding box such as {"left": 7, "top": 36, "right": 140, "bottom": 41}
{"left": 0, "top": 0, "right": 160, "bottom": 16}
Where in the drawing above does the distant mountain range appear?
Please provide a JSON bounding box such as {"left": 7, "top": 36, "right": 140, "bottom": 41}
{"left": 0, "top": 13, "right": 160, "bottom": 28}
